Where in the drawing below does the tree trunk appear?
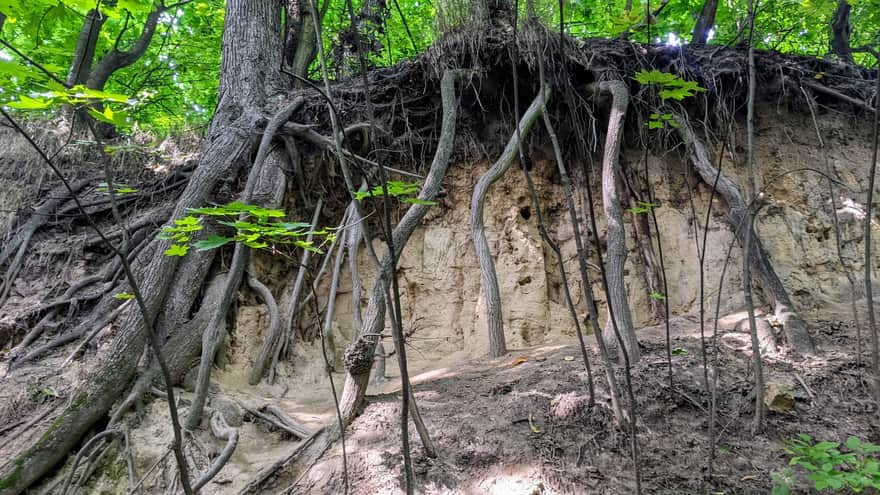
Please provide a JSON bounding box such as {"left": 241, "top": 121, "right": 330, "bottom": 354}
{"left": 471, "top": 89, "right": 549, "bottom": 358}
{"left": 675, "top": 117, "right": 816, "bottom": 355}
{"left": 831, "top": 1, "right": 852, "bottom": 63}
{"left": 692, "top": 0, "right": 719, "bottom": 45}
{"left": 66, "top": 9, "right": 106, "bottom": 87}
{"left": 0, "top": 1, "right": 285, "bottom": 493}
{"left": 286, "top": 0, "right": 323, "bottom": 80}
{"left": 596, "top": 81, "right": 640, "bottom": 364}
{"left": 86, "top": 8, "right": 165, "bottom": 91}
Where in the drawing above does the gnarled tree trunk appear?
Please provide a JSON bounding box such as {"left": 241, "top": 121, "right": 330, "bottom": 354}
{"left": 0, "top": 1, "right": 285, "bottom": 493}
{"left": 596, "top": 80, "right": 640, "bottom": 363}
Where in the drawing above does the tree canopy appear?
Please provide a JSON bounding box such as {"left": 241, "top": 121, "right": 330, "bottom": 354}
{"left": 0, "top": 0, "right": 877, "bottom": 134}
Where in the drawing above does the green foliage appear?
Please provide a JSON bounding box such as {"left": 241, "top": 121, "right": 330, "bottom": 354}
{"left": 635, "top": 70, "right": 707, "bottom": 102}
{"left": 773, "top": 434, "right": 880, "bottom": 494}
{"left": 26, "top": 382, "right": 59, "bottom": 404}
{"left": 627, "top": 200, "right": 658, "bottom": 214}
{"left": 671, "top": 347, "right": 687, "bottom": 356}
{"left": 1, "top": 0, "right": 877, "bottom": 134}
{"left": 158, "top": 202, "right": 330, "bottom": 257}
{"left": 648, "top": 291, "right": 666, "bottom": 301}
{"left": 354, "top": 181, "right": 435, "bottom": 205}
{"left": 0, "top": 0, "right": 224, "bottom": 134}
{"left": 113, "top": 292, "right": 135, "bottom": 300}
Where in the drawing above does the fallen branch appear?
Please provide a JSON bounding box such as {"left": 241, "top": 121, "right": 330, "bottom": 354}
{"left": 237, "top": 428, "right": 325, "bottom": 495}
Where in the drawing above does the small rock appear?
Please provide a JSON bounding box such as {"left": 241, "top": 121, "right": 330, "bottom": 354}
{"left": 764, "top": 382, "right": 795, "bottom": 412}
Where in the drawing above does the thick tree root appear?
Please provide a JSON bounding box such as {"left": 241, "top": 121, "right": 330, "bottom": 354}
{"left": 0, "top": 125, "right": 254, "bottom": 495}
{"left": 471, "top": 87, "right": 550, "bottom": 358}
{"left": 593, "top": 80, "right": 640, "bottom": 363}
{"left": 187, "top": 97, "right": 302, "bottom": 429}
{"left": 675, "top": 115, "right": 816, "bottom": 355}
{"left": 335, "top": 70, "right": 461, "bottom": 424}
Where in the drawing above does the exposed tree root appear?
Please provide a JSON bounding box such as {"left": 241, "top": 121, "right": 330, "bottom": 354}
{"left": 8, "top": 294, "right": 126, "bottom": 370}
{"left": 471, "top": 87, "right": 549, "bottom": 358}
{"left": 320, "top": 204, "right": 351, "bottom": 365}
{"left": 624, "top": 170, "right": 664, "bottom": 322}
{"left": 190, "top": 412, "right": 238, "bottom": 492}
{"left": 335, "top": 70, "right": 461, "bottom": 426}
{"left": 242, "top": 403, "right": 313, "bottom": 439}
{"left": 803, "top": 86, "right": 863, "bottom": 363}
{"left": 237, "top": 427, "right": 326, "bottom": 494}
{"left": 675, "top": 115, "right": 816, "bottom": 355}
{"left": 253, "top": 198, "right": 321, "bottom": 385}
{"left": 60, "top": 429, "right": 120, "bottom": 495}
{"left": 187, "top": 97, "right": 303, "bottom": 429}
{"left": 592, "top": 80, "right": 640, "bottom": 364}
{"left": 538, "top": 94, "right": 596, "bottom": 406}
{"left": 0, "top": 179, "right": 93, "bottom": 308}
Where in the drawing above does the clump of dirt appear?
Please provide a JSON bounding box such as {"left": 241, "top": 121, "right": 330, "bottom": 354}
{"left": 295, "top": 306, "right": 877, "bottom": 494}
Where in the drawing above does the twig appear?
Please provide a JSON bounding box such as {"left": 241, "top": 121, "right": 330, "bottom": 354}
{"left": 129, "top": 446, "right": 172, "bottom": 494}
{"left": 794, "top": 373, "right": 815, "bottom": 400}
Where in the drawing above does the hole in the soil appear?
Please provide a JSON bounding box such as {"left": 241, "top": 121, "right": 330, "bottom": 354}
{"left": 519, "top": 206, "right": 531, "bottom": 220}
{"left": 518, "top": 275, "right": 532, "bottom": 286}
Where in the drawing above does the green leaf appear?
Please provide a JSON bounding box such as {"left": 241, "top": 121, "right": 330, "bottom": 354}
{"left": 164, "top": 244, "right": 189, "bottom": 257}
{"left": 114, "top": 292, "right": 135, "bottom": 300}
{"left": 194, "top": 235, "right": 233, "bottom": 250}
{"left": 671, "top": 348, "right": 688, "bottom": 356}
{"left": 8, "top": 95, "right": 53, "bottom": 110}
{"left": 402, "top": 197, "right": 437, "bottom": 205}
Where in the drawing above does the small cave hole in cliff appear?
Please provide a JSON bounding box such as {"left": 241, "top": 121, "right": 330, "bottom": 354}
{"left": 519, "top": 206, "right": 531, "bottom": 220}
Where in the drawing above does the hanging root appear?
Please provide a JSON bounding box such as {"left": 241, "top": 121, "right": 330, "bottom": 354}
{"left": 674, "top": 114, "right": 816, "bottom": 355}
{"left": 591, "top": 80, "right": 640, "bottom": 364}
{"left": 252, "top": 198, "right": 322, "bottom": 385}
{"left": 471, "top": 86, "right": 550, "bottom": 358}
{"left": 537, "top": 91, "right": 596, "bottom": 407}
{"left": 334, "top": 69, "right": 463, "bottom": 430}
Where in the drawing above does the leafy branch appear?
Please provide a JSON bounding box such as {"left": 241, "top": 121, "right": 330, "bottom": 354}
{"left": 158, "top": 202, "right": 332, "bottom": 257}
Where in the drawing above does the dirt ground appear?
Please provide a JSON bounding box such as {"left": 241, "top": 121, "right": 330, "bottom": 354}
{"left": 290, "top": 305, "right": 878, "bottom": 494}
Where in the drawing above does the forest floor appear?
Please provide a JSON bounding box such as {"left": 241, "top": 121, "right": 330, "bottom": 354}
{"left": 295, "top": 305, "right": 876, "bottom": 494}
{"left": 1, "top": 293, "right": 875, "bottom": 494}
